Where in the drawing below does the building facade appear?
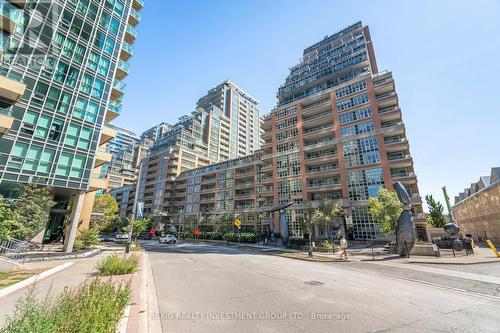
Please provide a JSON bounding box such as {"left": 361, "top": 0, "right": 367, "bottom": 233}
{"left": 106, "top": 124, "right": 139, "bottom": 156}
{"left": 136, "top": 81, "right": 262, "bottom": 219}
{"left": 157, "top": 22, "right": 426, "bottom": 241}
{"left": 0, "top": 0, "right": 143, "bottom": 250}
{"left": 453, "top": 167, "right": 500, "bottom": 242}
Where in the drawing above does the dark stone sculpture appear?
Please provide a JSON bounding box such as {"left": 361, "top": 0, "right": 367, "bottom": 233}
{"left": 443, "top": 223, "right": 460, "bottom": 237}
{"left": 393, "top": 182, "right": 416, "bottom": 256}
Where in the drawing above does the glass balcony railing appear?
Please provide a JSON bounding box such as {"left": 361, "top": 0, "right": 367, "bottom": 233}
{"left": 135, "top": 0, "right": 145, "bottom": 7}
{"left": 0, "top": 0, "right": 23, "bottom": 24}
{"left": 117, "top": 60, "right": 130, "bottom": 73}
{"left": 126, "top": 25, "right": 138, "bottom": 39}
{"left": 108, "top": 101, "right": 122, "bottom": 115}
{"left": 112, "top": 80, "right": 127, "bottom": 94}
{"left": 129, "top": 8, "right": 141, "bottom": 23}
{"left": 121, "top": 42, "right": 134, "bottom": 56}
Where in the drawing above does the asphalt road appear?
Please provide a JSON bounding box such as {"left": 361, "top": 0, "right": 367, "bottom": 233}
{"left": 145, "top": 242, "right": 500, "bottom": 333}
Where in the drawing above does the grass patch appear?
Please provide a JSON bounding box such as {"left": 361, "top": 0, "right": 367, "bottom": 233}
{"left": 97, "top": 254, "right": 139, "bottom": 276}
{"left": 0, "top": 271, "right": 39, "bottom": 290}
{"left": 1, "top": 278, "right": 130, "bottom": 333}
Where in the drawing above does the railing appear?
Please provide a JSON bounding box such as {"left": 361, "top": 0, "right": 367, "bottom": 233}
{"left": 108, "top": 101, "right": 122, "bottom": 115}
{"left": 118, "top": 60, "right": 131, "bottom": 73}
{"left": 135, "top": 0, "right": 145, "bottom": 7}
{"left": 121, "top": 42, "right": 134, "bottom": 56}
{"left": 0, "top": 238, "right": 28, "bottom": 262}
{"left": 113, "top": 80, "right": 127, "bottom": 93}
{"left": 126, "top": 25, "right": 138, "bottom": 39}
{"left": 130, "top": 8, "right": 142, "bottom": 22}
{"left": 388, "top": 154, "right": 410, "bottom": 161}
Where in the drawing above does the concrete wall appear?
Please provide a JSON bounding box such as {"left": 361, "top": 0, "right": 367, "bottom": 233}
{"left": 453, "top": 182, "right": 500, "bottom": 242}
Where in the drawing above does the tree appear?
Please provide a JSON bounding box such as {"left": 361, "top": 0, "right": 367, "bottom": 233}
{"left": 368, "top": 188, "right": 402, "bottom": 235}
{"left": 199, "top": 209, "right": 212, "bottom": 227}
{"left": 214, "top": 214, "right": 232, "bottom": 233}
{"left": 300, "top": 202, "right": 317, "bottom": 257}
{"left": 425, "top": 195, "right": 447, "bottom": 228}
{"left": 316, "top": 201, "right": 345, "bottom": 236}
{"left": 92, "top": 193, "right": 119, "bottom": 231}
{"left": 13, "top": 184, "right": 55, "bottom": 239}
{"left": 0, "top": 196, "right": 28, "bottom": 240}
{"left": 131, "top": 217, "right": 151, "bottom": 240}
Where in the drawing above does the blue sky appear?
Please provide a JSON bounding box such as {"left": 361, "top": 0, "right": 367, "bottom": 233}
{"left": 116, "top": 0, "right": 500, "bottom": 208}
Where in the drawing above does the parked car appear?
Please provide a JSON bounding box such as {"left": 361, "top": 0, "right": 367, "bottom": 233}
{"left": 159, "top": 235, "right": 177, "bottom": 244}
{"left": 115, "top": 233, "right": 129, "bottom": 240}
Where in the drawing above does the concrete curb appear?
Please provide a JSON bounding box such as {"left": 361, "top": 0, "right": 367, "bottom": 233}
{"left": 138, "top": 251, "right": 162, "bottom": 333}
{"left": 407, "top": 259, "right": 500, "bottom": 265}
{"left": 0, "top": 261, "right": 74, "bottom": 299}
{"left": 23, "top": 248, "right": 101, "bottom": 263}
{"left": 116, "top": 303, "right": 131, "bottom": 333}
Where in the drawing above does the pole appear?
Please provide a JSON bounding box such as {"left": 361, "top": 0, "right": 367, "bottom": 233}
{"left": 442, "top": 186, "right": 454, "bottom": 224}
{"left": 126, "top": 156, "right": 144, "bottom": 254}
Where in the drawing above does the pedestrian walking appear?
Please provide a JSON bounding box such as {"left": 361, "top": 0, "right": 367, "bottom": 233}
{"left": 339, "top": 235, "right": 348, "bottom": 259}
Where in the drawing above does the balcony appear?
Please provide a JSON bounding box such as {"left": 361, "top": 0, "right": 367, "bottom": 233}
{"left": 125, "top": 24, "right": 138, "bottom": 43}
{"left": 105, "top": 101, "right": 122, "bottom": 122}
{"left": 0, "top": 2, "right": 21, "bottom": 34}
{"left": 391, "top": 171, "right": 416, "bottom": 181}
{"left": 99, "top": 125, "right": 117, "bottom": 145}
{"left": 0, "top": 73, "right": 26, "bottom": 102}
{"left": 132, "top": 0, "right": 144, "bottom": 10}
{"left": 373, "top": 76, "right": 395, "bottom": 94}
{"left": 387, "top": 154, "right": 412, "bottom": 167}
{"left": 7, "top": 0, "right": 25, "bottom": 8}
{"left": 128, "top": 8, "right": 141, "bottom": 26}
{"left": 120, "top": 41, "right": 134, "bottom": 61}
{"left": 94, "top": 148, "right": 112, "bottom": 167}
{"left": 115, "top": 60, "right": 130, "bottom": 80}
{"left": 0, "top": 112, "right": 14, "bottom": 134}
{"left": 111, "top": 80, "right": 126, "bottom": 101}
{"left": 376, "top": 91, "right": 398, "bottom": 109}
{"left": 89, "top": 175, "right": 108, "bottom": 192}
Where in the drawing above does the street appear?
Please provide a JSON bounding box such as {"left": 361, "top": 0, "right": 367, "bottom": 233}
{"left": 145, "top": 242, "right": 500, "bottom": 333}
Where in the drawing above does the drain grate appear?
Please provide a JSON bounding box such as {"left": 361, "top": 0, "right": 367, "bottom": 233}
{"left": 304, "top": 280, "right": 323, "bottom": 286}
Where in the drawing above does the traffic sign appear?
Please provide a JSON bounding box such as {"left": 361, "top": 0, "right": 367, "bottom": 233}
{"left": 234, "top": 219, "right": 241, "bottom": 228}
{"left": 194, "top": 228, "right": 200, "bottom": 235}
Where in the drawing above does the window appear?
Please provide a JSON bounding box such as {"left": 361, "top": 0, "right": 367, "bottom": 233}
{"left": 70, "top": 155, "right": 86, "bottom": 177}
{"left": 80, "top": 74, "right": 93, "bottom": 94}
{"left": 336, "top": 93, "right": 369, "bottom": 111}
{"left": 38, "top": 148, "right": 55, "bottom": 173}
{"left": 97, "top": 57, "right": 110, "bottom": 76}
{"left": 23, "top": 146, "right": 42, "bottom": 171}
{"left": 64, "top": 124, "right": 80, "bottom": 146}
{"left": 87, "top": 52, "right": 99, "bottom": 71}
{"left": 35, "top": 115, "right": 51, "bottom": 138}
{"left": 78, "top": 127, "right": 92, "bottom": 149}
{"left": 57, "top": 92, "right": 71, "bottom": 114}
{"left": 49, "top": 119, "right": 64, "bottom": 141}
{"left": 86, "top": 102, "right": 99, "bottom": 122}
{"left": 45, "top": 87, "right": 61, "bottom": 110}
{"left": 56, "top": 152, "right": 73, "bottom": 176}
{"left": 91, "top": 78, "right": 104, "bottom": 98}
{"left": 74, "top": 98, "right": 87, "bottom": 119}
{"left": 23, "top": 111, "right": 38, "bottom": 125}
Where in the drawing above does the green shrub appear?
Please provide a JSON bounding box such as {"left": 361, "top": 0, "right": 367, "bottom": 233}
{"left": 72, "top": 239, "right": 85, "bottom": 251}
{"left": 77, "top": 228, "right": 100, "bottom": 248}
{"left": 97, "top": 255, "right": 139, "bottom": 276}
{"left": 223, "top": 232, "right": 256, "bottom": 243}
{"left": 130, "top": 241, "right": 142, "bottom": 252}
{"left": 316, "top": 240, "right": 333, "bottom": 248}
{"left": 1, "top": 278, "right": 130, "bottom": 333}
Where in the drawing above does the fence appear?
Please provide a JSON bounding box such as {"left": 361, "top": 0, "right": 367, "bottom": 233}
{"left": 0, "top": 238, "right": 28, "bottom": 262}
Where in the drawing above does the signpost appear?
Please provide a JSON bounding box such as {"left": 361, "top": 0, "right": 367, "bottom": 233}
{"left": 234, "top": 219, "right": 241, "bottom": 244}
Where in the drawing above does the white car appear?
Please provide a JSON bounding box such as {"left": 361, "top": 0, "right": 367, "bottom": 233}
{"left": 159, "top": 235, "right": 177, "bottom": 244}
{"left": 115, "top": 233, "right": 129, "bottom": 240}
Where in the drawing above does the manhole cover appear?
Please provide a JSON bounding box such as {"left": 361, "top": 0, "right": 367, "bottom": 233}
{"left": 304, "top": 280, "right": 323, "bottom": 286}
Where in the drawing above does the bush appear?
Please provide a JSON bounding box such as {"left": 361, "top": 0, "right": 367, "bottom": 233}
{"left": 223, "top": 232, "right": 256, "bottom": 243}
{"left": 77, "top": 228, "right": 100, "bottom": 248}
{"left": 288, "top": 237, "right": 308, "bottom": 246}
{"left": 316, "top": 240, "right": 333, "bottom": 248}
{"left": 1, "top": 278, "right": 130, "bottom": 333}
{"left": 97, "top": 255, "right": 139, "bottom": 276}
{"left": 72, "top": 239, "right": 85, "bottom": 251}
{"left": 130, "top": 241, "right": 142, "bottom": 252}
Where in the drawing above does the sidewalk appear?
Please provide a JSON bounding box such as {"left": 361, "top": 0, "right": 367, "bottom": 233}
{"left": 0, "top": 253, "right": 105, "bottom": 326}
{"left": 189, "top": 239, "right": 500, "bottom": 265}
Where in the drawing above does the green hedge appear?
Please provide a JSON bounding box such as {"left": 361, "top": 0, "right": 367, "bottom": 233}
{"left": 223, "top": 232, "right": 256, "bottom": 243}
{"left": 1, "top": 278, "right": 130, "bottom": 333}
{"left": 173, "top": 231, "right": 256, "bottom": 243}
